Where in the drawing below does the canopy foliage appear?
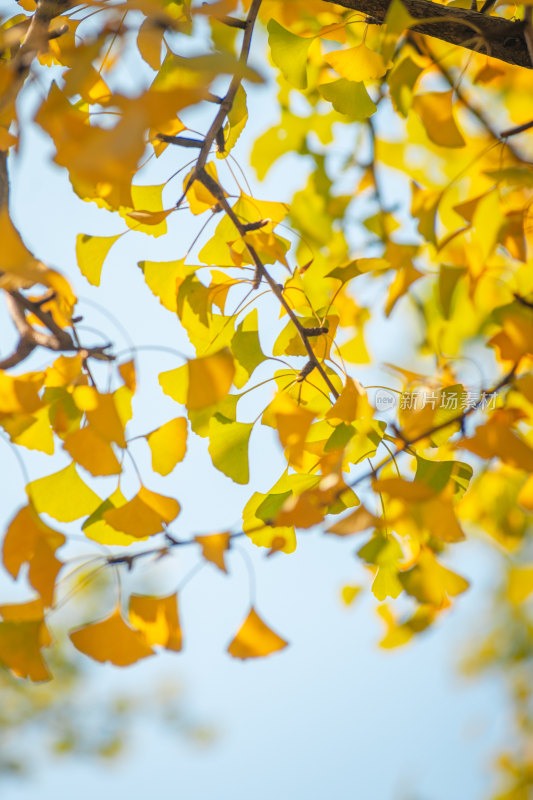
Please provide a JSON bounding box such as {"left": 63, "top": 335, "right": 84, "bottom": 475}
{"left": 1, "top": 0, "right": 533, "bottom": 793}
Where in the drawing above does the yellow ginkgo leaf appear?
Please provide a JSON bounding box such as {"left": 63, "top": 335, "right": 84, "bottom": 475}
{"left": 137, "top": 16, "right": 164, "bottom": 70}
{"left": 187, "top": 349, "right": 235, "bottom": 410}
{"left": 69, "top": 609, "right": 155, "bottom": 666}
{"left": 0, "top": 370, "right": 43, "bottom": 414}
{"left": 63, "top": 426, "right": 122, "bottom": 477}
{"left": 86, "top": 391, "right": 127, "bottom": 447}
{"left": 269, "top": 392, "right": 315, "bottom": 468}
{"left": 3, "top": 505, "right": 65, "bottom": 607}
{"left": 82, "top": 489, "right": 146, "bottom": 546}
{"left": 75, "top": 233, "right": 122, "bottom": 286}
{"left": 138, "top": 258, "right": 196, "bottom": 312}
{"left": 146, "top": 417, "right": 188, "bottom": 476}
{"left": 0, "top": 619, "right": 52, "bottom": 681}
{"left": 195, "top": 532, "right": 231, "bottom": 573}
{"left": 129, "top": 594, "right": 182, "bottom": 651}
{"left": 325, "top": 377, "right": 371, "bottom": 425}
{"left": 28, "top": 463, "right": 101, "bottom": 522}
{"left": 227, "top": 607, "right": 288, "bottom": 659}
{"left": 118, "top": 360, "right": 136, "bottom": 392}
{"left": 461, "top": 420, "right": 533, "bottom": 472}
{"left": 507, "top": 565, "right": 533, "bottom": 604}
{"left": 327, "top": 505, "right": 380, "bottom": 536}
{"left": 341, "top": 585, "right": 361, "bottom": 606}
{"left": 184, "top": 161, "right": 221, "bottom": 215}
{"left": 103, "top": 486, "right": 180, "bottom": 537}
{"left": 324, "top": 43, "right": 387, "bottom": 82}
{"left": 44, "top": 354, "right": 84, "bottom": 388}
{"left": 399, "top": 550, "right": 469, "bottom": 607}
{"left": 412, "top": 90, "right": 465, "bottom": 148}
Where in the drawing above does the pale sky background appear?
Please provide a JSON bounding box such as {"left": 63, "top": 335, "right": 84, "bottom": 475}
{"left": 0, "top": 5, "right": 513, "bottom": 798}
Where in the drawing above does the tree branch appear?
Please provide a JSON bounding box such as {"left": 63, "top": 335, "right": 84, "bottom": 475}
{"left": 196, "top": 169, "right": 340, "bottom": 400}
{"left": 322, "top": 0, "right": 532, "bottom": 69}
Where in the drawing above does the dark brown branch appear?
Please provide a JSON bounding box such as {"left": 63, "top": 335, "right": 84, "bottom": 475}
{"left": 322, "top": 0, "right": 533, "bottom": 68}
{"left": 501, "top": 120, "right": 533, "bottom": 138}
{"left": 157, "top": 134, "right": 204, "bottom": 148}
{"left": 220, "top": 15, "right": 247, "bottom": 29}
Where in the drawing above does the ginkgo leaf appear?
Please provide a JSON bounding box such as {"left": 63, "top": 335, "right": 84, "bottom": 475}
{"left": 267, "top": 19, "right": 311, "bottom": 89}
{"left": 327, "top": 258, "right": 390, "bottom": 283}
{"left": 137, "top": 16, "right": 164, "bottom": 71}
{"left": 341, "top": 585, "right": 361, "bottom": 606}
{"left": 231, "top": 309, "right": 265, "bottom": 388}
{"left": 389, "top": 55, "right": 422, "bottom": 116}
{"left": 70, "top": 609, "right": 155, "bottom": 666}
{"left": 324, "top": 43, "right": 388, "bottom": 82}
{"left": 269, "top": 393, "right": 315, "bottom": 468}
{"left": 82, "top": 490, "right": 147, "bottom": 546}
{"left": 412, "top": 91, "right": 465, "bottom": 148}
{"left": 63, "top": 426, "right": 121, "bottom": 476}
{"left": 195, "top": 532, "right": 231, "bottom": 573}
{"left": 399, "top": 551, "right": 469, "bottom": 607}
{"left": 325, "top": 377, "right": 371, "bottom": 424}
{"left": 220, "top": 84, "right": 247, "bottom": 157}
{"left": 119, "top": 360, "right": 136, "bottom": 392}
{"left": 75, "top": 233, "right": 122, "bottom": 286}
{"left": 378, "top": 604, "right": 435, "bottom": 649}
{"left": 507, "top": 565, "right": 533, "bottom": 604}
{"left": 146, "top": 417, "right": 187, "bottom": 476}
{"left": 0, "top": 370, "right": 44, "bottom": 414}
{"left": 318, "top": 79, "right": 377, "bottom": 120}
{"left": 460, "top": 421, "right": 533, "bottom": 472}
{"left": 0, "top": 619, "right": 51, "bottom": 681}
{"left": 129, "top": 594, "right": 182, "bottom": 651}
{"left": 85, "top": 391, "right": 127, "bottom": 447}
{"left": 184, "top": 162, "right": 221, "bottom": 214}
{"left": 227, "top": 607, "right": 288, "bottom": 659}
{"left": 326, "top": 505, "right": 380, "bottom": 536}
{"left": 138, "top": 259, "right": 196, "bottom": 312}
{"left": 208, "top": 414, "right": 253, "bottom": 484}
{"left": 103, "top": 487, "right": 180, "bottom": 538}
{"left": 187, "top": 350, "right": 235, "bottom": 410}
{"left": 28, "top": 463, "right": 101, "bottom": 522}
{"left": 3, "top": 505, "right": 65, "bottom": 607}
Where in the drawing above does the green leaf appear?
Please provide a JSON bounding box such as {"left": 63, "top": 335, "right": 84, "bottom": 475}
{"left": 267, "top": 19, "right": 311, "bottom": 89}
{"left": 318, "top": 79, "right": 377, "bottom": 120}
{"left": 255, "top": 491, "right": 292, "bottom": 523}
{"left": 208, "top": 414, "right": 253, "bottom": 484}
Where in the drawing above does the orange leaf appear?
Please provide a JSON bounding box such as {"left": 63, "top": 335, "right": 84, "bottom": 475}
{"left": 195, "top": 532, "right": 231, "bottom": 573}
{"left": 227, "top": 607, "right": 288, "bottom": 659}
{"left": 69, "top": 609, "right": 155, "bottom": 666}
{"left": 129, "top": 594, "right": 182, "bottom": 651}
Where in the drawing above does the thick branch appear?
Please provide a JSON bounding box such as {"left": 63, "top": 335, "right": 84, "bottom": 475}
{"left": 322, "top": 0, "right": 532, "bottom": 68}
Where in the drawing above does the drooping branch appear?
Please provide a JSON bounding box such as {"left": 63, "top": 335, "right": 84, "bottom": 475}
{"left": 322, "top": 0, "right": 533, "bottom": 69}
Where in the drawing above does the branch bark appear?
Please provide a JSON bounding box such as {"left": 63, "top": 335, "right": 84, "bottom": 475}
{"left": 322, "top": 0, "right": 532, "bottom": 69}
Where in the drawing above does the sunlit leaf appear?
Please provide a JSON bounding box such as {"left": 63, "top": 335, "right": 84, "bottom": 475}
{"left": 146, "top": 417, "right": 188, "bottom": 476}
{"left": 129, "top": 594, "right": 182, "bottom": 651}
{"left": 70, "top": 609, "right": 155, "bottom": 666}
{"left": 227, "top": 607, "right": 288, "bottom": 659}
